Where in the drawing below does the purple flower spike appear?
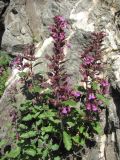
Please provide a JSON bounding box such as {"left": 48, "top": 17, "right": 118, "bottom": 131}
{"left": 88, "top": 93, "right": 96, "bottom": 100}
{"left": 54, "top": 16, "right": 68, "bottom": 29}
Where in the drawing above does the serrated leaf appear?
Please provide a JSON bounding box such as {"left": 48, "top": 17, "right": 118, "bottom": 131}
{"left": 49, "top": 117, "right": 61, "bottom": 124}
{"left": 22, "top": 114, "right": 33, "bottom": 121}
{"left": 19, "top": 124, "right": 28, "bottom": 129}
{"left": 63, "top": 131, "right": 72, "bottom": 151}
{"left": 51, "top": 144, "right": 59, "bottom": 151}
{"left": 33, "top": 112, "right": 40, "bottom": 118}
{"left": 7, "top": 147, "right": 20, "bottom": 158}
{"left": 24, "top": 148, "right": 36, "bottom": 157}
{"left": 20, "top": 131, "right": 37, "bottom": 139}
{"left": 41, "top": 126, "right": 53, "bottom": 133}
{"left": 39, "top": 111, "right": 56, "bottom": 119}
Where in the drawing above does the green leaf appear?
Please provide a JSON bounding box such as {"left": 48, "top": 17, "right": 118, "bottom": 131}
{"left": 0, "top": 139, "right": 7, "bottom": 148}
{"left": 72, "top": 135, "right": 80, "bottom": 144}
{"left": 79, "top": 138, "right": 85, "bottom": 146}
{"left": 22, "top": 114, "right": 33, "bottom": 121}
{"left": 20, "top": 131, "right": 37, "bottom": 139}
{"left": 96, "top": 94, "right": 109, "bottom": 105}
{"left": 51, "top": 144, "right": 59, "bottom": 151}
{"left": 41, "top": 126, "right": 53, "bottom": 133}
{"left": 19, "top": 124, "right": 28, "bottom": 129}
{"left": 24, "top": 148, "right": 36, "bottom": 157}
{"left": 44, "top": 134, "right": 49, "bottom": 140}
{"left": 37, "top": 148, "right": 42, "bottom": 155}
{"left": 67, "top": 122, "right": 75, "bottom": 127}
{"left": 83, "top": 132, "right": 90, "bottom": 139}
{"left": 54, "top": 156, "right": 61, "bottom": 160}
{"left": 20, "top": 101, "right": 32, "bottom": 111}
{"left": 63, "top": 131, "right": 72, "bottom": 151}
{"left": 39, "top": 111, "right": 56, "bottom": 119}
{"left": 30, "top": 85, "right": 42, "bottom": 93}
{"left": 36, "top": 120, "right": 42, "bottom": 126}
{"left": 33, "top": 112, "right": 40, "bottom": 118}
{"left": 79, "top": 126, "right": 85, "bottom": 134}
{"left": 49, "top": 117, "right": 61, "bottom": 124}
{"left": 42, "top": 149, "right": 49, "bottom": 159}
{"left": 92, "top": 122, "right": 102, "bottom": 134}
{"left": 7, "top": 147, "right": 21, "bottom": 158}
{"left": 62, "top": 99, "right": 77, "bottom": 107}
{"left": 76, "top": 109, "right": 86, "bottom": 117}
{"left": 92, "top": 82, "right": 100, "bottom": 90}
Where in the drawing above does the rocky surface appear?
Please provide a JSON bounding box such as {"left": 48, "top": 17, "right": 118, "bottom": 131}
{"left": 1, "top": 0, "right": 120, "bottom": 159}
{"left": 0, "top": 0, "right": 10, "bottom": 48}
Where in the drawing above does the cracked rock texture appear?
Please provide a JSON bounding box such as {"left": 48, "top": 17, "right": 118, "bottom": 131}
{"left": 1, "top": 0, "right": 120, "bottom": 160}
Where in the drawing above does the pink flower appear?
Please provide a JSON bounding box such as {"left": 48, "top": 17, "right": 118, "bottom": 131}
{"left": 88, "top": 93, "right": 96, "bottom": 100}
{"left": 59, "top": 32, "right": 65, "bottom": 41}
{"left": 86, "top": 103, "right": 98, "bottom": 111}
{"left": 101, "top": 80, "right": 109, "bottom": 87}
{"left": 86, "top": 103, "right": 91, "bottom": 110}
{"left": 72, "top": 91, "right": 81, "bottom": 98}
{"left": 61, "top": 107, "right": 68, "bottom": 114}
{"left": 92, "top": 104, "right": 98, "bottom": 111}
{"left": 61, "top": 107, "right": 71, "bottom": 114}
{"left": 83, "top": 55, "right": 95, "bottom": 66}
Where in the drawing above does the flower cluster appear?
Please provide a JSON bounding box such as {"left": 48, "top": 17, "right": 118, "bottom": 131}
{"left": 10, "top": 44, "right": 36, "bottom": 70}
{"left": 10, "top": 56, "right": 23, "bottom": 70}
{"left": 46, "top": 16, "right": 79, "bottom": 115}
{"left": 80, "top": 32, "right": 109, "bottom": 112}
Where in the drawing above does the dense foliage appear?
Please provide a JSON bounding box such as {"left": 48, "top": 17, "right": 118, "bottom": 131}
{"left": 0, "top": 16, "right": 109, "bottom": 160}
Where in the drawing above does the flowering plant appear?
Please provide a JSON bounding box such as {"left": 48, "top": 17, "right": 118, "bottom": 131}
{"left": 1, "top": 16, "right": 110, "bottom": 160}
{"left": 80, "top": 32, "right": 109, "bottom": 114}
